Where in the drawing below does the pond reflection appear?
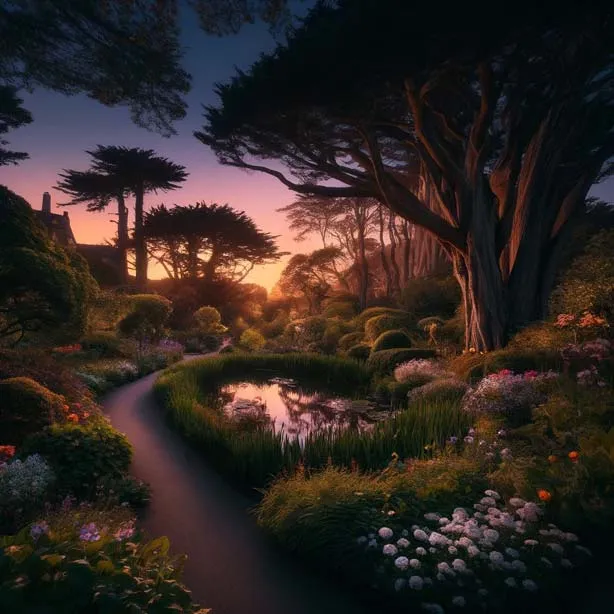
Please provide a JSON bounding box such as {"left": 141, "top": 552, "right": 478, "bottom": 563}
{"left": 219, "top": 380, "right": 375, "bottom": 437}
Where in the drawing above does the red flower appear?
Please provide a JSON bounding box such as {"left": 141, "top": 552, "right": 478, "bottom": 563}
{"left": 537, "top": 489, "right": 552, "bottom": 502}
{"left": 0, "top": 445, "right": 16, "bottom": 462}
{"left": 568, "top": 450, "right": 579, "bottom": 462}
{"left": 67, "top": 413, "right": 79, "bottom": 423}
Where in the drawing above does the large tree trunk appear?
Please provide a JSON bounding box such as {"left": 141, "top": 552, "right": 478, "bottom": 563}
{"left": 133, "top": 184, "right": 147, "bottom": 288}
{"left": 116, "top": 193, "right": 129, "bottom": 285}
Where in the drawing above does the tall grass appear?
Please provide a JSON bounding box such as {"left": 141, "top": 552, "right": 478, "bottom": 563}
{"left": 155, "top": 353, "right": 470, "bottom": 488}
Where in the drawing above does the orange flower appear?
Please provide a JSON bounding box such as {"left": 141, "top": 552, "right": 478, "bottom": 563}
{"left": 67, "top": 413, "right": 79, "bottom": 423}
{"left": 568, "top": 450, "right": 579, "bottom": 462}
{"left": 63, "top": 404, "right": 70, "bottom": 413}
{"left": 547, "top": 455, "right": 557, "bottom": 463}
{"left": 0, "top": 445, "right": 16, "bottom": 460}
{"left": 537, "top": 489, "right": 552, "bottom": 502}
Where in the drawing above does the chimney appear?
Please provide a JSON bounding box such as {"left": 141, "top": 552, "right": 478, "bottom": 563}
{"left": 42, "top": 192, "right": 51, "bottom": 214}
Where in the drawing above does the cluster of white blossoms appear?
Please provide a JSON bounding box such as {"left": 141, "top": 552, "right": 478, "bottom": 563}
{"left": 0, "top": 455, "right": 55, "bottom": 509}
{"left": 357, "top": 490, "right": 591, "bottom": 612}
{"left": 394, "top": 359, "right": 451, "bottom": 383}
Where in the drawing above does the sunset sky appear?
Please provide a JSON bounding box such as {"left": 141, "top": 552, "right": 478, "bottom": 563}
{"left": 0, "top": 7, "right": 316, "bottom": 292}
{"left": 1, "top": 5, "right": 612, "bottom": 293}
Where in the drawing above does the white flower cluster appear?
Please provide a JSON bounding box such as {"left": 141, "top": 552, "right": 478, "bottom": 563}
{"left": 394, "top": 359, "right": 451, "bottom": 383}
{"left": 112, "top": 360, "right": 139, "bottom": 378}
{"left": 0, "top": 455, "right": 55, "bottom": 509}
{"left": 357, "top": 490, "right": 591, "bottom": 611}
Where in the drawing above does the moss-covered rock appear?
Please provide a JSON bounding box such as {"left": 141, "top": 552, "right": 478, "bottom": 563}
{"left": 0, "top": 377, "right": 66, "bottom": 445}
{"left": 371, "top": 329, "right": 412, "bottom": 352}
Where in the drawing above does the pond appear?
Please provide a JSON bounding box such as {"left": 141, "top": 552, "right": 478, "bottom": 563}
{"left": 217, "top": 377, "right": 386, "bottom": 438}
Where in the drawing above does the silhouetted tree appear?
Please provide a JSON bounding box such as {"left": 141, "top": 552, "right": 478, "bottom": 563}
{"left": 0, "top": 86, "right": 32, "bottom": 166}
{"left": 0, "top": 186, "right": 97, "bottom": 345}
{"left": 83, "top": 147, "right": 188, "bottom": 288}
{"left": 56, "top": 166, "right": 131, "bottom": 284}
{"left": 197, "top": 0, "right": 614, "bottom": 350}
{"left": 143, "top": 202, "right": 283, "bottom": 282}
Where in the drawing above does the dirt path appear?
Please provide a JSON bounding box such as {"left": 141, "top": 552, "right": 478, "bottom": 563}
{"left": 103, "top": 358, "right": 369, "bottom": 614}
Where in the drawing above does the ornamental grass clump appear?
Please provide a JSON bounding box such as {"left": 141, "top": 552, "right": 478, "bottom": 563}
{"left": 461, "top": 370, "right": 559, "bottom": 427}
{"left": 359, "top": 490, "right": 591, "bottom": 613}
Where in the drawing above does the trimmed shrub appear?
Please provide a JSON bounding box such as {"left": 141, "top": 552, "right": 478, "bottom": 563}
{"left": 448, "top": 352, "right": 488, "bottom": 381}
{"left": 239, "top": 328, "right": 266, "bottom": 352}
{"left": 353, "top": 307, "right": 410, "bottom": 330}
{"left": 367, "top": 348, "right": 436, "bottom": 376}
{"left": 483, "top": 348, "right": 563, "bottom": 375}
{"left": 409, "top": 378, "right": 470, "bottom": 404}
{"left": 322, "top": 298, "right": 359, "bottom": 320}
{"left": 0, "top": 377, "right": 66, "bottom": 445}
{"left": 338, "top": 331, "right": 365, "bottom": 352}
{"left": 80, "top": 332, "right": 131, "bottom": 358}
{"left": 321, "top": 321, "right": 346, "bottom": 354}
{"left": 118, "top": 294, "right": 172, "bottom": 344}
{"left": 508, "top": 322, "right": 572, "bottom": 352}
{"left": 20, "top": 422, "right": 132, "bottom": 498}
{"left": 400, "top": 276, "right": 460, "bottom": 320}
{"left": 371, "top": 329, "right": 412, "bottom": 353}
{"left": 364, "top": 314, "right": 412, "bottom": 341}
{"left": 193, "top": 305, "right": 227, "bottom": 334}
{"left": 347, "top": 343, "right": 371, "bottom": 361}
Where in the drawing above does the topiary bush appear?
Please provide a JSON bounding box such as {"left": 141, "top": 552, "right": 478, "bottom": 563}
{"left": 364, "top": 313, "right": 413, "bottom": 341}
{"left": 347, "top": 343, "right": 371, "bottom": 362}
{"left": 508, "top": 322, "right": 573, "bottom": 352}
{"left": 0, "top": 377, "right": 66, "bottom": 445}
{"left": 338, "top": 331, "right": 365, "bottom": 352}
{"left": 371, "top": 329, "right": 412, "bottom": 353}
{"left": 118, "top": 294, "right": 172, "bottom": 346}
{"left": 193, "top": 305, "right": 228, "bottom": 334}
{"left": 239, "top": 328, "right": 266, "bottom": 352}
{"left": 322, "top": 297, "right": 360, "bottom": 320}
{"left": 448, "top": 352, "right": 488, "bottom": 382}
{"left": 483, "top": 348, "right": 563, "bottom": 376}
{"left": 367, "top": 348, "right": 436, "bottom": 376}
{"left": 20, "top": 422, "right": 132, "bottom": 498}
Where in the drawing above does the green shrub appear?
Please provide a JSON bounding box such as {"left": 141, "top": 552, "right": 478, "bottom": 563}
{"left": 219, "top": 345, "right": 235, "bottom": 354}
{"left": 367, "top": 348, "right": 436, "bottom": 376}
{"left": 79, "top": 332, "right": 131, "bottom": 358}
{"left": 409, "top": 378, "right": 470, "bottom": 404}
{"left": 0, "top": 507, "right": 204, "bottom": 613}
{"left": 375, "top": 376, "right": 433, "bottom": 406}
{"left": 508, "top": 322, "right": 572, "bottom": 352}
{"left": 448, "top": 352, "right": 488, "bottom": 381}
{"left": 322, "top": 297, "right": 359, "bottom": 320}
{"left": 239, "top": 328, "right": 266, "bottom": 351}
{"left": 400, "top": 276, "right": 460, "bottom": 320}
{"left": 483, "top": 348, "right": 563, "bottom": 375}
{"left": 550, "top": 228, "right": 614, "bottom": 319}
{"left": 371, "top": 329, "right": 412, "bottom": 352}
{"left": 193, "top": 305, "right": 227, "bottom": 334}
{"left": 20, "top": 422, "right": 132, "bottom": 498}
{"left": 258, "top": 311, "right": 289, "bottom": 339}
{"left": 321, "top": 320, "right": 348, "bottom": 354}
{"left": 118, "top": 294, "right": 172, "bottom": 345}
{"left": 364, "top": 314, "right": 412, "bottom": 341}
{"left": 338, "top": 331, "right": 365, "bottom": 352}
{"left": 353, "top": 307, "right": 410, "bottom": 330}
{"left": 0, "top": 377, "right": 66, "bottom": 445}
{"left": 347, "top": 343, "right": 371, "bottom": 361}
{"left": 257, "top": 457, "right": 486, "bottom": 567}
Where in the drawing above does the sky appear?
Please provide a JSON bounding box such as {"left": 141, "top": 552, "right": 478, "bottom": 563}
{"left": 1, "top": 5, "right": 612, "bottom": 293}
{"left": 0, "top": 6, "right": 316, "bottom": 292}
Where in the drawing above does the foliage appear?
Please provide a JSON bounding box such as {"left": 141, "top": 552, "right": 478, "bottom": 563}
{"left": 144, "top": 203, "right": 284, "bottom": 282}
{"left": 356, "top": 490, "right": 591, "bottom": 613}
{"left": 239, "top": 328, "right": 266, "bottom": 352}
{"left": 258, "top": 310, "right": 289, "bottom": 339}
{"left": 118, "top": 294, "right": 172, "bottom": 345}
{"left": 79, "top": 332, "right": 133, "bottom": 359}
{"left": 0, "top": 455, "right": 55, "bottom": 534}
{"left": 550, "top": 229, "right": 614, "bottom": 320}
{"left": 507, "top": 322, "right": 573, "bottom": 353}
{"left": 20, "top": 422, "right": 132, "bottom": 498}
{"left": 0, "top": 85, "right": 32, "bottom": 166}
{"left": 365, "top": 314, "right": 412, "bottom": 342}
{"left": 87, "top": 291, "right": 133, "bottom": 333}
{"left": 193, "top": 306, "right": 227, "bottom": 334}
{"left": 371, "top": 329, "right": 412, "bottom": 353}
{"left": 462, "top": 370, "right": 559, "bottom": 427}
{"left": 75, "top": 360, "right": 140, "bottom": 394}
{"left": 409, "top": 378, "right": 470, "bottom": 405}
{"left": 0, "top": 507, "right": 207, "bottom": 613}
{"left": 256, "top": 458, "right": 487, "bottom": 568}
{"left": 0, "top": 377, "right": 66, "bottom": 445}
{"left": 338, "top": 331, "right": 365, "bottom": 352}
{"left": 322, "top": 298, "right": 359, "bottom": 320}
{"left": 0, "top": 186, "right": 98, "bottom": 345}
{"left": 347, "top": 343, "right": 371, "bottom": 362}
{"left": 394, "top": 359, "right": 451, "bottom": 383}
{"left": 353, "top": 307, "right": 410, "bottom": 330}
{"left": 367, "top": 348, "right": 436, "bottom": 377}
{"left": 400, "top": 277, "right": 460, "bottom": 321}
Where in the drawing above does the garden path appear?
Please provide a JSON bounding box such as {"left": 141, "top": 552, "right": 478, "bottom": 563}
{"left": 103, "top": 355, "right": 369, "bottom": 614}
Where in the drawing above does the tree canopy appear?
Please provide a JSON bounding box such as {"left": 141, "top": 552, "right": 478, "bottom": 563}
{"left": 0, "top": 85, "right": 32, "bottom": 166}
{"left": 0, "top": 185, "right": 98, "bottom": 345}
{"left": 143, "top": 202, "right": 284, "bottom": 282}
{"left": 197, "top": 0, "right": 614, "bottom": 349}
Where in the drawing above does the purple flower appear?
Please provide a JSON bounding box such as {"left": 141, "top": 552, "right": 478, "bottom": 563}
{"left": 79, "top": 522, "right": 101, "bottom": 542}
{"left": 30, "top": 521, "right": 49, "bottom": 540}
